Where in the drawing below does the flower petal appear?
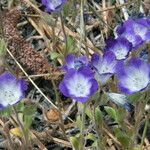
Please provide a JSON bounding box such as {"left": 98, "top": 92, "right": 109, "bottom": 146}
{"left": 117, "top": 58, "right": 150, "bottom": 94}
{"left": 105, "top": 37, "right": 132, "bottom": 60}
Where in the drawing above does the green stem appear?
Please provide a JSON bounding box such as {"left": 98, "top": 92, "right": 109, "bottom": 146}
{"left": 79, "top": 103, "right": 86, "bottom": 150}
{"left": 60, "top": 12, "right": 68, "bottom": 56}
{"left": 140, "top": 116, "right": 148, "bottom": 147}
{"left": 79, "top": 0, "right": 90, "bottom": 56}
{"left": 140, "top": 91, "right": 150, "bottom": 147}
{"left": 94, "top": 90, "right": 105, "bottom": 150}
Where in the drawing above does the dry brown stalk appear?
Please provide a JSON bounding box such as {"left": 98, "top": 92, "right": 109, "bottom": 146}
{"left": 2, "top": 7, "right": 61, "bottom": 80}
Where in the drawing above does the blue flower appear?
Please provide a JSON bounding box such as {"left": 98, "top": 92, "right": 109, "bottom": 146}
{"left": 92, "top": 51, "right": 118, "bottom": 85}
{"left": 116, "top": 58, "right": 150, "bottom": 94}
{"left": 0, "top": 72, "right": 27, "bottom": 109}
{"left": 108, "top": 93, "right": 134, "bottom": 112}
{"left": 104, "top": 37, "right": 132, "bottom": 60}
{"left": 115, "top": 18, "right": 150, "bottom": 48}
{"left": 42, "top": 0, "right": 66, "bottom": 12}
{"left": 59, "top": 67, "right": 98, "bottom": 103}
{"left": 125, "top": 19, "right": 150, "bottom": 42}
{"left": 115, "top": 25, "right": 142, "bottom": 49}
{"left": 62, "top": 54, "right": 89, "bottom": 72}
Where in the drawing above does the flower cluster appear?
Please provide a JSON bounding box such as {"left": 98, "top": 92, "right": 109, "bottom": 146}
{"left": 59, "top": 53, "right": 150, "bottom": 109}
{"left": 59, "top": 17, "right": 150, "bottom": 111}
{"left": 42, "top": 0, "right": 66, "bottom": 12}
{"left": 0, "top": 72, "right": 27, "bottom": 109}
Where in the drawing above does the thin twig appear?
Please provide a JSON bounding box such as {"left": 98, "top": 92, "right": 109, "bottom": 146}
{"left": 60, "top": 12, "right": 68, "bottom": 55}
{"left": 117, "top": 0, "right": 129, "bottom": 20}
{"left": 51, "top": 80, "right": 67, "bottom": 139}
{"left": 6, "top": 48, "right": 74, "bottom": 123}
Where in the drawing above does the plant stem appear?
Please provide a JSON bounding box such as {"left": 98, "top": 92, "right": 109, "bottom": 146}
{"left": 3, "top": 123, "right": 15, "bottom": 150}
{"left": 140, "top": 116, "right": 148, "bottom": 147}
{"left": 140, "top": 91, "right": 150, "bottom": 147}
{"left": 52, "top": 80, "right": 67, "bottom": 139}
{"left": 13, "top": 106, "right": 29, "bottom": 150}
{"left": 79, "top": 0, "right": 89, "bottom": 56}
{"left": 94, "top": 90, "right": 105, "bottom": 150}
{"left": 60, "top": 12, "right": 68, "bottom": 56}
{"left": 79, "top": 103, "right": 86, "bottom": 150}
{"left": 117, "top": 0, "right": 129, "bottom": 20}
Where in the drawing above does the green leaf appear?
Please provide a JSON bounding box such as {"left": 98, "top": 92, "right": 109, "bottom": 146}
{"left": 63, "top": 2, "right": 71, "bottom": 16}
{"left": 50, "top": 52, "right": 61, "bottom": 60}
{"left": 95, "top": 107, "right": 103, "bottom": 125}
{"left": 23, "top": 105, "right": 36, "bottom": 116}
{"left": 101, "top": 93, "right": 109, "bottom": 104}
{"left": 16, "top": 101, "right": 25, "bottom": 111}
{"left": 105, "top": 106, "right": 117, "bottom": 120}
{"left": 127, "top": 92, "right": 143, "bottom": 103}
{"left": 85, "top": 106, "right": 93, "bottom": 120}
{"left": 114, "top": 128, "right": 130, "bottom": 148}
{"left": 0, "top": 38, "right": 6, "bottom": 56}
{"left": 66, "top": 36, "right": 77, "bottom": 54}
{"left": 117, "top": 136, "right": 130, "bottom": 148}
{"left": 115, "top": 108, "right": 126, "bottom": 125}
{"left": 24, "top": 115, "right": 33, "bottom": 128}
{"left": 91, "top": 91, "right": 100, "bottom": 101}
{"left": 0, "top": 106, "right": 12, "bottom": 117}
{"left": 76, "top": 115, "right": 82, "bottom": 130}
{"left": 70, "top": 136, "right": 80, "bottom": 150}
{"left": 87, "top": 133, "right": 96, "bottom": 141}
{"left": 92, "top": 140, "right": 98, "bottom": 148}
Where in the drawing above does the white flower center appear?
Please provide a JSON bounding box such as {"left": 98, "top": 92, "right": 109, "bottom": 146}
{"left": 124, "top": 34, "right": 133, "bottom": 42}
{"left": 67, "top": 74, "right": 91, "bottom": 97}
{"left": 133, "top": 24, "right": 147, "bottom": 38}
{"left": 0, "top": 82, "right": 22, "bottom": 106}
{"left": 114, "top": 45, "right": 128, "bottom": 59}
{"left": 124, "top": 68, "right": 149, "bottom": 92}
{"left": 97, "top": 60, "right": 116, "bottom": 74}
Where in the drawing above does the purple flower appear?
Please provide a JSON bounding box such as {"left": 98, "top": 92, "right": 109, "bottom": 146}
{"left": 104, "top": 37, "right": 132, "bottom": 60}
{"left": 62, "top": 54, "right": 89, "bottom": 72}
{"left": 116, "top": 58, "right": 150, "bottom": 94}
{"left": 115, "top": 18, "right": 150, "bottom": 48}
{"left": 42, "top": 0, "right": 66, "bottom": 12}
{"left": 125, "top": 19, "right": 150, "bottom": 42}
{"left": 92, "top": 51, "right": 118, "bottom": 85}
{"left": 115, "top": 25, "right": 143, "bottom": 49}
{"left": 108, "top": 93, "right": 134, "bottom": 112}
{"left": 0, "top": 72, "right": 27, "bottom": 109}
{"left": 59, "top": 67, "right": 98, "bottom": 103}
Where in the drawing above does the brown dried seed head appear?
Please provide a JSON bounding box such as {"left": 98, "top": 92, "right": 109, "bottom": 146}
{"left": 3, "top": 7, "right": 61, "bottom": 80}
{"left": 46, "top": 108, "right": 60, "bottom": 122}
